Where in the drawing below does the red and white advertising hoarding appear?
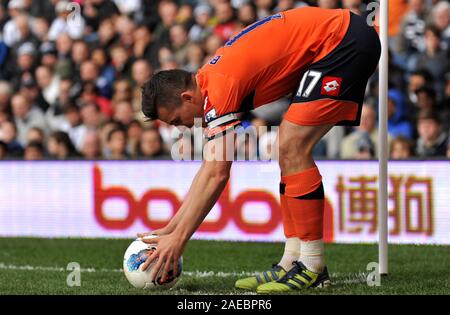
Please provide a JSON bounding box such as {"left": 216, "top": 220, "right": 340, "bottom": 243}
{"left": 0, "top": 161, "right": 448, "bottom": 244}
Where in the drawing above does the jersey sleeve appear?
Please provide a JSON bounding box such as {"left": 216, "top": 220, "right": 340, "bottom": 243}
{"left": 200, "top": 71, "right": 243, "bottom": 140}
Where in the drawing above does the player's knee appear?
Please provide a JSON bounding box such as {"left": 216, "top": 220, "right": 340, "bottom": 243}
{"left": 278, "top": 133, "right": 313, "bottom": 160}
{"left": 278, "top": 141, "right": 312, "bottom": 173}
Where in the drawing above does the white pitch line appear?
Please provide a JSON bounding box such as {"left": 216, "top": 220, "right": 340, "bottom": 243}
{"left": 0, "top": 262, "right": 368, "bottom": 284}
{"left": 0, "top": 262, "right": 257, "bottom": 277}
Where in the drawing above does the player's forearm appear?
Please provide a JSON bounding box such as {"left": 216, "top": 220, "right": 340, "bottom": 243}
{"left": 174, "top": 160, "right": 232, "bottom": 242}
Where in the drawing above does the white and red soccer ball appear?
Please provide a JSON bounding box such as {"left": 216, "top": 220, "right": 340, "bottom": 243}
{"left": 123, "top": 236, "right": 182, "bottom": 289}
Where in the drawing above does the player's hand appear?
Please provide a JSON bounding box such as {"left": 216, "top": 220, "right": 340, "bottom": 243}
{"left": 141, "top": 232, "right": 186, "bottom": 284}
{"left": 137, "top": 226, "right": 174, "bottom": 239}
{"left": 137, "top": 222, "right": 177, "bottom": 239}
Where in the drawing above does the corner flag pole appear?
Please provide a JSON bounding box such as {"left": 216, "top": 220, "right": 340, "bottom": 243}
{"left": 378, "top": 0, "right": 389, "bottom": 276}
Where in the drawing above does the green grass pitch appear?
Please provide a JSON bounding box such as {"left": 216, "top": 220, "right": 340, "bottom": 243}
{"left": 0, "top": 237, "right": 448, "bottom": 295}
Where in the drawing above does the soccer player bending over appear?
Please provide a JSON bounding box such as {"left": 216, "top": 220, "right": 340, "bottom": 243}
{"left": 139, "top": 6, "right": 380, "bottom": 293}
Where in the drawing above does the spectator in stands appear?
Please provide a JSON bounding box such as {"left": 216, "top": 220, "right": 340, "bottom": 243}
{"left": 318, "top": 0, "right": 339, "bottom": 9}
{"left": 2, "top": 2, "right": 28, "bottom": 47}
{"left": 58, "top": 104, "right": 87, "bottom": 151}
{"left": 113, "top": 101, "right": 135, "bottom": 126}
{"left": 112, "top": 79, "right": 133, "bottom": 104}
{"left": 24, "top": 141, "right": 45, "bottom": 160}
{"left": 0, "top": 120, "right": 23, "bottom": 156}
{"left": 138, "top": 128, "right": 167, "bottom": 159}
{"left": 170, "top": 24, "right": 191, "bottom": 66}
{"left": 99, "top": 120, "right": 122, "bottom": 157}
{"left": 83, "top": 0, "right": 120, "bottom": 31}
{"left": 176, "top": 3, "right": 194, "bottom": 26}
{"left": 340, "top": 104, "right": 386, "bottom": 159}
{"left": 20, "top": 75, "right": 49, "bottom": 113}
{"left": 14, "top": 42, "right": 38, "bottom": 87}
{"left": 78, "top": 82, "right": 112, "bottom": 118}
{"left": 396, "top": 0, "right": 429, "bottom": 57}
{"left": 71, "top": 40, "right": 90, "bottom": 79}
{"left": 51, "top": 78, "right": 75, "bottom": 115}
{"left": 183, "top": 43, "right": 204, "bottom": 73}
{"left": 33, "top": 17, "right": 50, "bottom": 44}
{"left": 106, "top": 126, "right": 128, "bottom": 160}
{"left": 406, "top": 69, "right": 433, "bottom": 108}
{"left": 414, "top": 25, "right": 450, "bottom": 90}
{"left": 110, "top": 45, "right": 132, "bottom": 80}
{"left": 26, "top": 127, "right": 45, "bottom": 146}
{"left": 81, "top": 130, "right": 102, "bottom": 160}
{"left": 54, "top": 34, "right": 73, "bottom": 79}
{"left": 390, "top": 136, "right": 415, "bottom": 159}
{"left": 79, "top": 60, "right": 111, "bottom": 99}
{"left": 415, "top": 109, "right": 448, "bottom": 157}
{"left": 91, "top": 48, "right": 115, "bottom": 98}
{"left": 237, "top": 2, "right": 257, "bottom": 26}
{"left": 354, "top": 132, "right": 375, "bottom": 159}
{"left": 80, "top": 102, "right": 103, "bottom": 130}
{"left": 213, "top": 1, "right": 237, "bottom": 41}
{"left": 39, "top": 42, "right": 58, "bottom": 68}
{"left": 47, "top": 131, "right": 79, "bottom": 160}
{"left": 154, "top": 0, "right": 179, "bottom": 48}
{"left": 114, "top": 0, "right": 142, "bottom": 16}
{"left": 127, "top": 120, "right": 143, "bottom": 157}
{"left": 131, "top": 59, "right": 153, "bottom": 110}
{"left": 342, "top": 0, "right": 365, "bottom": 15}
{"left": 115, "top": 14, "right": 136, "bottom": 48}
{"left": 95, "top": 18, "right": 117, "bottom": 51}
{"left": 430, "top": 1, "right": 450, "bottom": 48}
{"left": 204, "top": 34, "right": 224, "bottom": 59}
{"left": 388, "top": 89, "right": 414, "bottom": 139}
{"left": 35, "top": 64, "right": 59, "bottom": 107}
{"left": 254, "top": 0, "right": 276, "bottom": 18}
{"left": 11, "top": 93, "right": 47, "bottom": 146}
{"left": 4, "top": 13, "right": 37, "bottom": 49}
{"left": 132, "top": 24, "right": 159, "bottom": 69}
{"left": 413, "top": 85, "right": 439, "bottom": 126}
{"left": 48, "top": 0, "right": 85, "bottom": 41}
{"left": 189, "top": 4, "right": 213, "bottom": 43}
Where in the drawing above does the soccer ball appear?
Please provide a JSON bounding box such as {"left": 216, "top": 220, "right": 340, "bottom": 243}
{"left": 123, "top": 237, "right": 182, "bottom": 289}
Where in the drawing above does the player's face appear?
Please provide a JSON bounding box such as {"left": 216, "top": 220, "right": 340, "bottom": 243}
{"left": 164, "top": 102, "right": 203, "bottom": 128}
{"left": 158, "top": 89, "right": 205, "bottom": 128}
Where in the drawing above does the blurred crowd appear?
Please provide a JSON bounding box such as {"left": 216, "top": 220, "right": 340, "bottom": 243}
{"left": 0, "top": 0, "right": 448, "bottom": 161}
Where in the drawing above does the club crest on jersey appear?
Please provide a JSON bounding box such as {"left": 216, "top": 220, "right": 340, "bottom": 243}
{"left": 205, "top": 108, "right": 217, "bottom": 123}
{"left": 321, "top": 76, "right": 342, "bottom": 97}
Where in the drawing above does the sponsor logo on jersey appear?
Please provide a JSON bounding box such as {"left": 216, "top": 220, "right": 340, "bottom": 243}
{"left": 321, "top": 76, "right": 342, "bottom": 97}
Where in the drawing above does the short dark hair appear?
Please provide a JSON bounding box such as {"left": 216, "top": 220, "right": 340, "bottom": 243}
{"left": 107, "top": 126, "right": 127, "bottom": 142}
{"left": 415, "top": 85, "right": 436, "bottom": 99}
{"left": 418, "top": 109, "right": 441, "bottom": 124}
{"left": 425, "top": 24, "right": 441, "bottom": 38}
{"left": 390, "top": 135, "right": 413, "bottom": 155}
{"left": 410, "top": 69, "right": 433, "bottom": 82}
{"left": 141, "top": 69, "right": 193, "bottom": 120}
{"left": 49, "top": 131, "right": 78, "bottom": 156}
{"left": 26, "top": 140, "right": 44, "bottom": 152}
